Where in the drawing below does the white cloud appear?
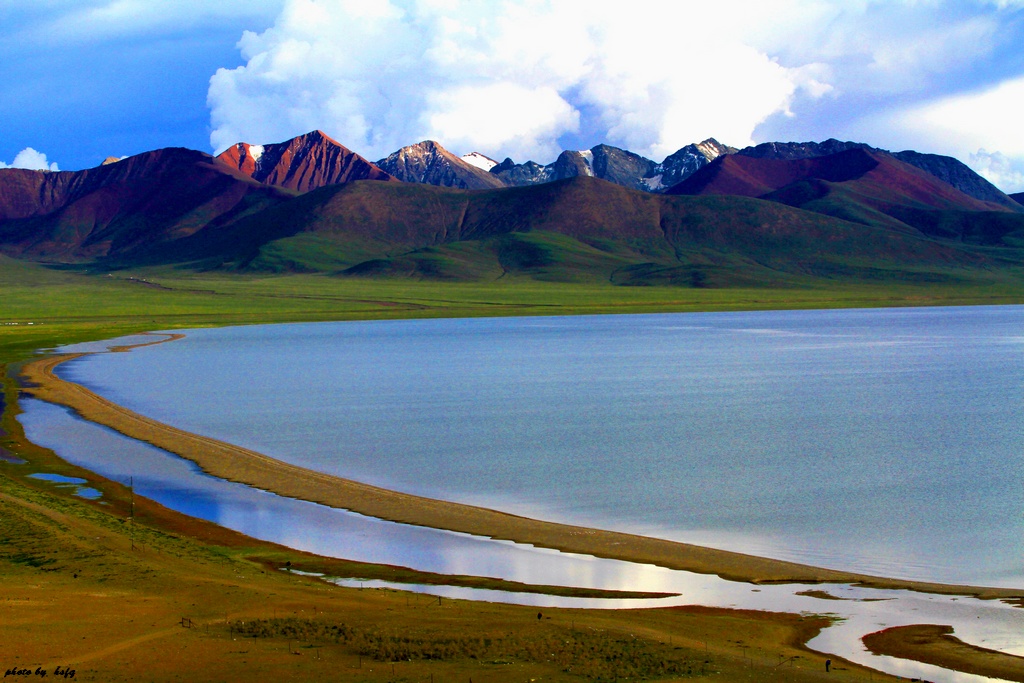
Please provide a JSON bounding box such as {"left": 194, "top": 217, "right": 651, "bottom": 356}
{"left": 0, "top": 148, "right": 59, "bottom": 172}
{"left": 852, "top": 75, "right": 1024, "bottom": 193}
{"left": 753, "top": 2, "right": 1006, "bottom": 96}
{"left": 970, "top": 149, "right": 1024, "bottom": 194}
{"left": 425, "top": 83, "right": 579, "bottom": 162}
{"left": 206, "top": 0, "right": 1024, "bottom": 164}
{"left": 207, "top": 0, "right": 832, "bottom": 162}
{"left": 582, "top": 39, "right": 804, "bottom": 159}
{"left": 903, "top": 77, "right": 1024, "bottom": 157}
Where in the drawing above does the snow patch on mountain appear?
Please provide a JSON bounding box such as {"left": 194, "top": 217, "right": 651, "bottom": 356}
{"left": 248, "top": 145, "right": 265, "bottom": 164}
{"left": 578, "top": 150, "right": 595, "bottom": 176}
{"left": 642, "top": 174, "right": 665, "bottom": 191}
{"left": 461, "top": 152, "right": 497, "bottom": 172}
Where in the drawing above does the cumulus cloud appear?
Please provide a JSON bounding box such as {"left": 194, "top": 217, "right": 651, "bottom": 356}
{"left": 971, "top": 150, "right": 1024, "bottom": 194}
{"left": 425, "top": 84, "right": 580, "bottom": 162}
{"left": 904, "top": 77, "right": 1024, "bottom": 157}
{"left": 208, "top": 0, "right": 832, "bottom": 162}
{"left": 0, "top": 148, "right": 59, "bottom": 172}
{"left": 207, "top": 0, "right": 1024, "bottom": 164}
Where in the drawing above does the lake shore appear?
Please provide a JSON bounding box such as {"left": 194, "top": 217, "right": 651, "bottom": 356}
{"left": 18, "top": 346, "right": 1024, "bottom": 602}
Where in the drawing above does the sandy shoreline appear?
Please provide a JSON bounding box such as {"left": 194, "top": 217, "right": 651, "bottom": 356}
{"left": 17, "top": 344, "right": 1024, "bottom": 601}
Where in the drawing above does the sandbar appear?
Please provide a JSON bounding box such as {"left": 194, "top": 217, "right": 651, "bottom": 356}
{"left": 17, "top": 346, "right": 1024, "bottom": 601}
{"left": 863, "top": 624, "right": 1024, "bottom": 682}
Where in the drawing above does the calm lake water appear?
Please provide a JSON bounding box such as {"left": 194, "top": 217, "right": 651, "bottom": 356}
{"left": 55, "top": 306, "right": 1024, "bottom": 586}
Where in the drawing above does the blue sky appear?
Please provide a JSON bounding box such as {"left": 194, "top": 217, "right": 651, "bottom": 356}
{"left": 2, "top": 0, "right": 1023, "bottom": 191}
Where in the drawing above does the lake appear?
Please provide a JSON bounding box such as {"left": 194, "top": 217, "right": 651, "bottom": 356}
{"left": 53, "top": 305, "right": 1024, "bottom": 586}
{"left": 17, "top": 397, "right": 1024, "bottom": 683}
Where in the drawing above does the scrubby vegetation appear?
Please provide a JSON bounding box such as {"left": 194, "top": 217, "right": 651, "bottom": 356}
{"left": 230, "top": 616, "right": 709, "bottom": 680}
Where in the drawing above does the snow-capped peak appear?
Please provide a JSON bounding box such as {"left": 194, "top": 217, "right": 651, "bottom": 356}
{"left": 248, "top": 144, "right": 265, "bottom": 164}
{"left": 461, "top": 152, "right": 498, "bottom": 172}
{"left": 695, "top": 139, "right": 727, "bottom": 162}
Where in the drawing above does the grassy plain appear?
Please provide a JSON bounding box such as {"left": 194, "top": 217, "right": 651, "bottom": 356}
{"left": 5, "top": 256, "right": 1024, "bottom": 359}
{"left": 4, "top": 258, "right": 1024, "bottom": 681}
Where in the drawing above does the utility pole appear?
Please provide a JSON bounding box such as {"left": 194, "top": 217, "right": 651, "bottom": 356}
{"left": 130, "top": 476, "right": 135, "bottom": 551}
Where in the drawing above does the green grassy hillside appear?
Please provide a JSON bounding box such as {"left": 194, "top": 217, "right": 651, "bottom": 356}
{"left": 8, "top": 155, "right": 1024, "bottom": 290}
{"left": 72, "top": 176, "right": 1022, "bottom": 289}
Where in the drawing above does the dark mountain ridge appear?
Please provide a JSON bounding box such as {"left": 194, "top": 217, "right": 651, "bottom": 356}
{"left": 3, "top": 133, "right": 1023, "bottom": 286}
{"left": 375, "top": 140, "right": 505, "bottom": 190}
{"left": 140, "top": 174, "right": 994, "bottom": 285}
{"left": 487, "top": 139, "right": 733, "bottom": 193}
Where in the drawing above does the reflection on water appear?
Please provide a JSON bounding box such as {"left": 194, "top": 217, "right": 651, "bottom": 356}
{"left": 18, "top": 398, "right": 698, "bottom": 588}
{"left": 17, "top": 397, "right": 1024, "bottom": 683}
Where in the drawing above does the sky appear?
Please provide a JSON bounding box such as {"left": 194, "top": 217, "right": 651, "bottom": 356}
{"left": 2, "top": 0, "right": 1023, "bottom": 192}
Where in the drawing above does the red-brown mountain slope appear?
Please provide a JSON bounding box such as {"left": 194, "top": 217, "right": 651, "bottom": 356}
{"left": 667, "top": 148, "right": 1023, "bottom": 242}
{"left": 0, "top": 148, "right": 287, "bottom": 261}
{"left": 669, "top": 148, "right": 1007, "bottom": 212}
{"left": 215, "top": 130, "right": 394, "bottom": 193}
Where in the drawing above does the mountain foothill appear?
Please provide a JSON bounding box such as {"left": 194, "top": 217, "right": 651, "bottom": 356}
{"left": 2, "top": 128, "right": 1023, "bottom": 287}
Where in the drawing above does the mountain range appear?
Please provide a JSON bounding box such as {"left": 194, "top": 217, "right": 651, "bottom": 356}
{"left": 1, "top": 130, "right": 1022, "bottom": 287}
